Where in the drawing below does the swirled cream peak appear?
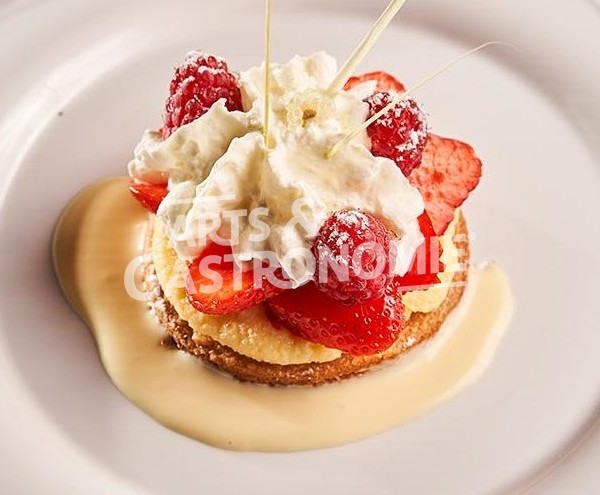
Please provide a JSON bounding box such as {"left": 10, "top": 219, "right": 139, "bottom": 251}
{"left": 127, "top": 101, "right": 259, "bottom": 185}
{"left": 129, "top": 52, "right": 425, "bottom": 283}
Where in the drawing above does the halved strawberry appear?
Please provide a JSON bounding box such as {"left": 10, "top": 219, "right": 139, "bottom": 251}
{"left": 128, "top": 180, "right": 168, "bottom": 213}
{"left": 398, "top": 212, "right": 444, "bottom": 292}
{"left": 185, "top": 242, "right": 286, "bottom": 315}
{"left": 409, "top": 134, "right": 482, "bottom": 235}
{"left": 344, "top": 71, "right": 406, "bottom": 93}
{"left": 267, "top": 278, "right": 405, "bottom": 356}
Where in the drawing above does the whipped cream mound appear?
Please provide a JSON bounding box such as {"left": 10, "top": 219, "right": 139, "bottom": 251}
{"left": 129, "top": 52, "right": 425, "bottom": 285}
{"left": 128, "top": 101, "right": 259, "bottom": 185}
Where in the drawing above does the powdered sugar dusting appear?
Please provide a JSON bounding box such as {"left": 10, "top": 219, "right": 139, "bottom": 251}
{"left": 335, "top": 209, "right": 369, "bottom": 230}
{"left": 184, "top": 50, "right": 228, "bottom": 67}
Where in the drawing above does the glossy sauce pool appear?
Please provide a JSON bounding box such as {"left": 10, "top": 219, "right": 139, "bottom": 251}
{"left": 52, "top": 177, "right": 513, "bottom": 452}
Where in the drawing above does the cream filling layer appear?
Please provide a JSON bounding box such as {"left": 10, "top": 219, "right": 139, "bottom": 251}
{"left": 152, "top": 212, "right": 461, "bottom": 366}
{"left": 151, "top": 219, "right": 342, "bottom": 365}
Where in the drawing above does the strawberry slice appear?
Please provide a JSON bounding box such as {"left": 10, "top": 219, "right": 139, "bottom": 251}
{"left": 409, "top": 134, "right": 482, "bottom": 235}
{"left": 185, "top": 242, "right": 286, "bottom": 315}
{"left": 398, "top": 212, "right": 444, "bottom": 292}
{"left": 267, "top": 278, "right": 405, "bottom": 356}
{"left": 344, "top": 71, "right": 406, "bottom": 93}
{"left": 128, "top": 180, "right": 168, "bottom": 213}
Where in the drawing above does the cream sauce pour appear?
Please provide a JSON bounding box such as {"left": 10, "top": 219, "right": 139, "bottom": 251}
{"left": 52, "top": 177, "right": 513, "bottom": 452}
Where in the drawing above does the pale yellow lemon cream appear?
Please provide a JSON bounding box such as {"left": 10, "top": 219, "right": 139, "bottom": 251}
{"left": 52, "top": 178, "right": 513, "bottom": 451}
{"left": 152, "top": 208, "right": 460, "bottom": 365}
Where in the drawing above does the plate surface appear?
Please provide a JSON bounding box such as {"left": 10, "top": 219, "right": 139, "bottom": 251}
{"left": 0, "top": 0, "right": 599, "bottom": 493}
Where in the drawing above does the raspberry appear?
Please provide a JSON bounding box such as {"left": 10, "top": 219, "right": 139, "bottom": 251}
{"left": 365, "top": 91, "right": 429, "bottom": 177}
{"left": 312, "top": 209, "right": 397, "bottom": 305}
{"left": 185, "top": 242, "right": 286, "bottom": 315}
{"left": 267, "top": 277, "right": 405, "bottom": 356}
{"left": 344, "top": 71, "right": 406, "bottom": 93}
{"left": 409, "top": 134, "right": 482, "bottom": 235}
{"left": 128, "top": 180, "right": 168, "bottom": 213}
{"left": 162, "top": 52, "right": 243, "bottom": 139}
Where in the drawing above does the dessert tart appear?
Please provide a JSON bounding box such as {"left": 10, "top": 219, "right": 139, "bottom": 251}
{"left": 52, "top": 0, "right": 513, "bottom": 450}
{"left": 127, "top": 50, "right": 482, "bottom": 386}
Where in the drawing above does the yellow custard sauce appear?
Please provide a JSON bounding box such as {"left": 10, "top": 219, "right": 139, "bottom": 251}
{"left": 52, "top": 177, "right": 513, "bottom": 452}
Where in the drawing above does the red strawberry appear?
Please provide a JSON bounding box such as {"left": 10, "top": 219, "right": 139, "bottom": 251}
{"left": 344, "top": 71, "right": 406, "bottom": 93}
{"left": 185, "top": 242, "right": 286, "bottom": 315}
{"left": 312, "top": 209, "right": 396, "bottom": 305}
{"left": 128, "top": 180, "right": 168, "bottom": 213}
{"left": 267, "top": 278, "right": 405, "bottom": 356}
{"left": 162, "top": 52, "right": 243, "bottom": 139}
{"left": 365, "top": 91, "right": 429, "bottom": 177}
{"left": 409, "top": 134, "right": 482, "bottom": 235}
{"left": 398, "top": 212, "right": 444, "bottom": 292}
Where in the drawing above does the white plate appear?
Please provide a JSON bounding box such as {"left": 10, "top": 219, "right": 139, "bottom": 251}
{"left": 0, "top": 0, "right": 599, "bottom": 493}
